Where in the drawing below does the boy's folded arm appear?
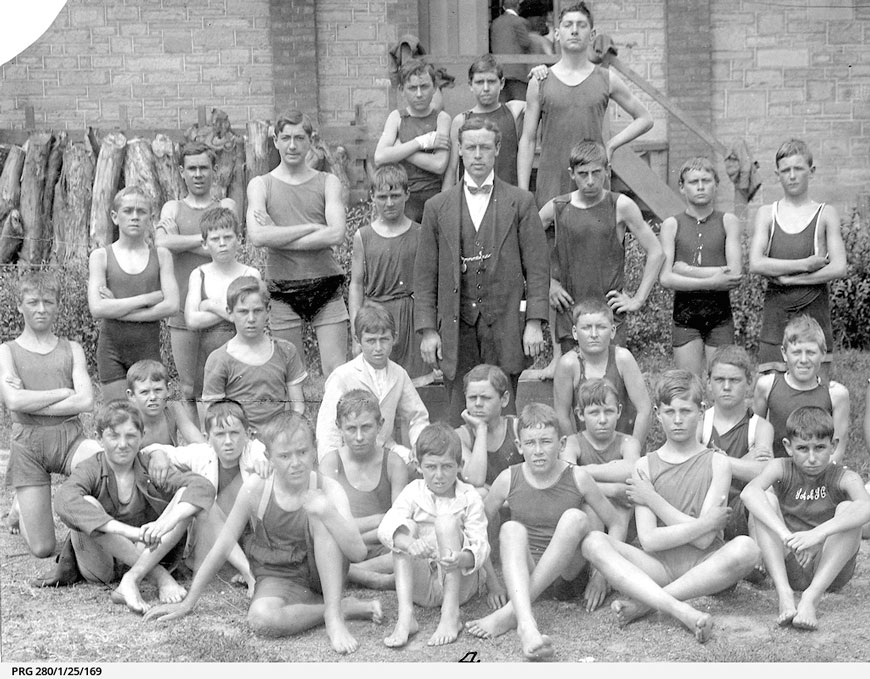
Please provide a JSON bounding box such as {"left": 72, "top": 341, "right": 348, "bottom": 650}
{"left": 96, "top": 518, "right": 142, "bottom": 541}
{"left": 740, "top": 461, "right": 790, "bottom": 538}
{"left": 635, "top": 504, "right": 720, "bottom": 552}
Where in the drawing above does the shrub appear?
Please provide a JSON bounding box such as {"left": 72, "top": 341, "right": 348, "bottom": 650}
{"left": 831, "top": 207, "right": 870, "bottom": 349}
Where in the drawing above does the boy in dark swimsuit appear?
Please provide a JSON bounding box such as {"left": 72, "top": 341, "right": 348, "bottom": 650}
{"left": 145, "top": 412, "right": 382, "bottom": 655}
{"left": 320, "top": 388, "right": 408, "bottom": 589}
{"left": 742, "top": 406, "right": 870, "bottom": 630}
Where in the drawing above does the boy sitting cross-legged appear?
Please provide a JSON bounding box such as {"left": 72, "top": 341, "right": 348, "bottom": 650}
{"left": 55, "top": 401, "right": 215, "bottom": 614}
{"left": 320, "top": 388, "right": 408, "bottom": 590}
{"left": 145, "top": 412, "right": 382, "bottom": 655}
{"left": 143, "top": 399, "right": 271, "bottom": 596}
{"left": 741, "top": 406, "right": 870, "bottom": 630}
{"left": 377, "top": 422, "right": 490, "bottom": 648}
{"left": 466, "top": 403, "right": 627, "bottom": 661}
{"left": 580, "top": 370, "right": 761, "bottom": 643}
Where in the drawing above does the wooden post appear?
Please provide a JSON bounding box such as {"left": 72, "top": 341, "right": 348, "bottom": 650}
{"left": 123, "top": 137, "right": 164, "bottom": 240}
{"left": 19, "top": 131, "right": 55, "bottom": 265}
{"left": 89, "top": 131, "right": 127, "bottom": 249}
{"left": 308, "top": 136, "right": 350, "bottom": 206}
{"left": 245, "top": 120, "right": 272, "bottom": 185}
{"left": 0, "top": 209, "right": 24, "bottom": 264}
{"left": 152, "top": 134, "right": 185, "bottom": 202}
{"left": 51, "top": 140, "right": 96, "bottom": 265}
{"left": 0, "top": 145, "right": 26, "bottom": 224}
{"left": 42, "top": 131, "right": 67, "bottom": 254}
{"left": 227, "top": 136, "right": 247, "bottom": 225}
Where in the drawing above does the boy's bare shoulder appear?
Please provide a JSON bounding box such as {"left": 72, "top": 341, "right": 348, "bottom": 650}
{"left": 829, "top": 380, "right": 849, "bottom": 401}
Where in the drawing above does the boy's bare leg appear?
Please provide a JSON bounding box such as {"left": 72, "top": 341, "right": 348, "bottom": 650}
{"left": 100, "top": 380, "right": 127, "bottom": 404}
{"left": 428, "top": 515, "right": 464, "bottom": 646}
{"left": 673, "top": 339, "right": 705, "bottom": 381}
{"left": 191, "top": 503, "right": 256, "bottom": 597}
{"left": 349, "top": 553, "right": 395, "bottom": 590}
{"left": 793, "top": 504, "right": 862, "bottom": 631}
{"left": 661, "top": 536, "right": 759, "bottom": 602}
{"left": 5, "top": 493, "right": 20, "bottom": 534}
{"left": 169, "top": 328, "right": 200, "bottom": 423}
{"left": 581, "top": 532, "right": 715, "bottom": 643}
{"left": 14, "top": 485, "right": 56, "bottom": 557}
{"left": 384, "top": 547, "right": 419, "bottom": 647}
{"left": 314, "top": 321, "right": 348, "bottom": 378}
{"left": 749, "top": 505, "right": 798, "bottom": 625}
{"left": 467, "top": 510, "right": 589, "bottom": 659}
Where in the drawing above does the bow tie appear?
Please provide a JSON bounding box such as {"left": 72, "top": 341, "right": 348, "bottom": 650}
{"left": 466, "top": 183, "right": 492, "bottom": 195}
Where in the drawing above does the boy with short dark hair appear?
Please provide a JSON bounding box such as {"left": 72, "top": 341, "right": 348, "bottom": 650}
{"left": 552, "top": 298, "right": 651, "bottom": 446}
{"left": 202, "top": 275, "right": 307, "bottom": 437}
{"left": 1, "top": 271, "right": 102, "bottom": 561}
{"left": 374, "top": 58, "right": 452, "bottom": 222}
{"left": 316, "top": 303, "right": 429, "bottom": 466}
{"left": 125, "top": 359, "right": 204, "bottom": 448}
{"left": 580, "top": 370, "right": 761, "bottom": 643}
{"left": 749, "top": 139, "right": 847, "bottom": 376}
{"left": 378, "top": 422, "right": 490, "bottom": 648}
{"left": 88, "top": 186, "right": 179, "bottom": 403}
{"left": 703, "top": 345, "right": 774, "bottom": 540}
{"left": 443, "top": 54, "right": 525, "bottom": 188}
{"left": 145, "top": 412, "right": 382, "bottom": 655}
{"left": 320, "top": 388, "right": 408, "bottom": 590}
{"left": 753, "top": 315, "right": 849, "bottom": 462}
{"left": 742, "top": 406, "right": 870, "bottom": 630}
{"left": 659, "top": 157, "right": 743, "bottom": 379}
{"left": 55, "top": 401, "right": 215, "bottom": 614}
{"left": 143, "top": 399, "right": 270, "bottom": 596}
{"left": 466, "top": 403, "right": 626, "bottom": 660}
{"left": 348, "top": 164, "right": 429, "bottom": 382}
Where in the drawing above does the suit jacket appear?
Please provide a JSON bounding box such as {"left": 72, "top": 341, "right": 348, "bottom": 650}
{"left": 147, "top": 439, "right": 268, "bottom": 491}
{"left": 490, "top": 10, "right": 533, "bottom": 83}
{"left": 315, "top": 354, "right": 430, "bottom": 463}
{"left": 414, "top": 178, "right": 550, "bottom": 380}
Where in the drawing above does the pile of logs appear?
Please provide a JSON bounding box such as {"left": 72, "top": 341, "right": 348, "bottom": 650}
{"left": 0, "top": 108, "right": 351, "bottom": 267}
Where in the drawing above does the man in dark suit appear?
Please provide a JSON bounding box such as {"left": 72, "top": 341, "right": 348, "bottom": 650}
{"left": 414, "top": 117, "right": 549, "bottom": 425}
{"left": 489, "top": 0, "right": 533, "bottom": 102}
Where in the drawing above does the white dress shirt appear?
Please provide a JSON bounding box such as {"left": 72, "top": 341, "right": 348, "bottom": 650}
{"left": 462, "top": 170, "right": 495, "bottom": 231}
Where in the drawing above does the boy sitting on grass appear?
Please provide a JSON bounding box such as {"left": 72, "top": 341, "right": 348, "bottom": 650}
{"left": 143, "top": 399, "right": 270, "bottom": 596}
{"left": 125, "top": 360, "right": 204, "bottom": 448}
{"left": 466, "top": 403, "right": 626, "bottom": 660}
{"left": 320, "top": 388, "right": 408, "bottom": 590}
{"left": 55, "top": 401, "right": 215, "bottom": 614}
{"left": 741, "top": 406, "right": 870, "bottom": 630}
{"left": 378, "top": 422, "right": 490, "bottom": 648}
{"left": 579, "top": 370, "right": 760, "bottom": 643}
{"left": 145, "top": 412, "right": 381, "bottom": 655}
{"left": 754, "top": 315, "right": 849, "bottom": 462}
{"left": 562, "top": 378, "right": 641, "bottom": 508}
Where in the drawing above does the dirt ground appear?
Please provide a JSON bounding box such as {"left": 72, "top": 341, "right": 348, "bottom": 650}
{"left": 2, "top": 448, "right": 870, "bottom": 665}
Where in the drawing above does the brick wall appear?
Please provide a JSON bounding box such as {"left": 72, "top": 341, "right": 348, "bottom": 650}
{"left": 0, "top": 0, "right": 275, "bottom": 131}
{"left": 270, "top": 0, "right": 319, "bottom": 116}
{"left": 711, "top": 0, "right": 870, "bottom": 213}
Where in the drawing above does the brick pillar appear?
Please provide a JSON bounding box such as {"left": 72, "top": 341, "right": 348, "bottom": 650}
{"left": 269, "top": 0, "right": 320, "bottom": 117}
{"left": 665, "top": 0, "right": 713, "bottom": 189}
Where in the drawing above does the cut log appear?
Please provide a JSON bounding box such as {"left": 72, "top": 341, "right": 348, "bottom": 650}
{"left": 51, "top": 140, "right": 95, "bottom": 265}
{"left": 89, "top": 131, "right": 127, "bottom": 249}
{"left": 19, "top": 131, "right": 54, "bottom": 265}
{"left": 41, "top": 131, "right": 67, "bottom": 256}
{"left": 0, "top": 145, "right": 26, "bottom": 224}
{"left": 0, "top": 209, "right": 24, "bottom": 264}
{"left": 227, "top": 136, "right": 247, "bottom": 224}
{"left": 123, "top": 138, "right": 164, "bottom": 237}
{"left": 152, "top": 134, "right": 185, "bottom": 203}
{"left": 308, "top": 136, "right": 350, "bottom": 206}
{"left": 245, "top": 120, "right": 272, "bottom": 185}
{"left": 0, "top": 145, "right": 9, "bottom": 172}
{"left": 185, "top": 108, "right": 238, "bottom": 201}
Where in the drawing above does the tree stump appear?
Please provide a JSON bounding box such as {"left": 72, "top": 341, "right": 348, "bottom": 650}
{"left": 89, "top": 131, "right": 127, "bottom": 249}
{"left": 308, "top": 136, "right": 350, "bottom": 206}
{"left": 19, "top": 131, "right": 55, "bottom": 265}
{"left": 152, "top": 134, "right": 185, "bottom": 203}
{"left": 245, "top": 120, "right": 272, "bottom": 185}
{"left": 0, "top": 145, "right": 26, "bottom": 225}
{"left": 52, "top": 140, "right": 96, "bottom": 265}
{"left": 186, "top": 108, "right": 239, "bottom": 201}
{"left": 41, "top": 131, "right": 67, "bottom": 255}
{"left": 227, "top": 136, "right": 247, "bottom": 224}
{"left": 124, "top": 138, "right": 164, "bottom": 237}
{"left": 0, "top": 209, "right": 24, "bottom": 264}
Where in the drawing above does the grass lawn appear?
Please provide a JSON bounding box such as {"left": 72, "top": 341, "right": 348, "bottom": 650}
{"left": 2, "top": 350, "right": 870, "bottom": 663}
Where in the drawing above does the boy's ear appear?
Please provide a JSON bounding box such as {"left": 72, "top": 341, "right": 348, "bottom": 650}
{"left": 499, "top": 390, "right": 510, "bottom": 409}
{"left": 125, "top": 388, "right": 134, "bottom": 400}
{"left": 558, "top": 435, "right": 567, "bottom": 451}
{"left": 616, "top": 402, "right": 624, "bottom": 417}
{"left": 782, "top": 437, "right": 794, "bottom": 457}
{"left": 110, "top": 210, "right": 119, "bottom": 225}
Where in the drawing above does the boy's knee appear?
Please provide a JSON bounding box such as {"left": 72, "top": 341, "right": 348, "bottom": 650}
{"left": 557, "top": 508, "right": 590, "bottom": 534}
{"left": 499, "top": 520, "right": 527, "bottom": 544}
{"left": 434, "top": 513, "right": 461, "bottom": 536}
{"left": 29, "top": 536, "right": 57, "bottom": 559}
{"left": 730, "top": 534, "right": 761, "bottom": 564}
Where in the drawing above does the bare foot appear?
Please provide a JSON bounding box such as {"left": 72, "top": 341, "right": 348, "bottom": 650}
{"left": 518, "top": 622, "right": 555, "bottom": 661}
{"left": 692, "top": 613, "right": 714, "bottom": 644}
{"left": 154, "top": 571, "right": 187, "bottom": 604}
{"left": 342, "top": 596, "right": 383, "bottom": 624}
{"left": 325, "top": 616, "right": 359, "bottom": 654}
{"left": 384, "top": 617, "right": 419, "bottom": 648}
{"left": 110, "top": 576, "right": 151, "bottom": 614}
{"left": 465, "top": 608, "right": 515, "bottom": 639}
{"left": 5, "top": 496, "right": 20, "bottom": 535}
{"left": 611, "top": 598, "right": 651, "bottom": 628}
{"left": 428, "top": 614, "right": 463, "bottom": 646}
{"left": 791, "top": 595, "right": 819, "bottom": 631}
{"left": 526, "top": 358, "right": 557, "bottom": 381}
{"left": 776, "top": 592, "right": 797, "bottom": 627}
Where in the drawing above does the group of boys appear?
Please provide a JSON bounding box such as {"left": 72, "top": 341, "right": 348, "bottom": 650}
{"left": 2, "top": 0, "right": 869, "bottom": 663}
